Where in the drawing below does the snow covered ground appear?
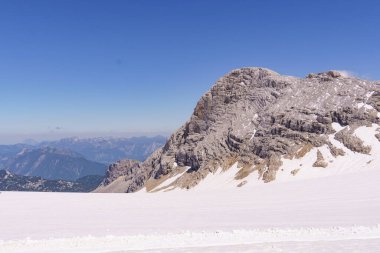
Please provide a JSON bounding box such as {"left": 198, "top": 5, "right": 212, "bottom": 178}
{"left": 1, "top": 124, "right": 380, "bottom": 252}
{"left": 1, "top": 166, "right": 380, "bottom": 252}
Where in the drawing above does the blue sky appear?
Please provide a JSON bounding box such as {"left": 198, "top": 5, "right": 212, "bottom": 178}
{"left": 0, "top": 0, "right": 379, "bottom": 143}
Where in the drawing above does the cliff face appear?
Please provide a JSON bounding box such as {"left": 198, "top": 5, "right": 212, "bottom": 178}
{"left": 96, "top": 67, "right": 380, "bottom": 193}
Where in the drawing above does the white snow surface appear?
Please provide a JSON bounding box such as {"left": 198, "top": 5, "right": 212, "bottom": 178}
{"left": 1, "top": 124, "right": 380, "bottom": 252}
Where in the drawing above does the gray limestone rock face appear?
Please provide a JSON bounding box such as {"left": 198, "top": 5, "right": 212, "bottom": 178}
{"left": 101, "top": 159, "right": 141, "bottom": 186}
{"left": 97, "top": 67, "right": 380, "bottom": 192}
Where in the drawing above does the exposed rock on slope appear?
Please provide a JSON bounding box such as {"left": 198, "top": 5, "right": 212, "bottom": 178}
{"left": 98, "top": 159, "right": 141, "bottom": 187}
{"left": 312, "top": 150, "right": 328, "bottom": 168}
{"left": 96, "top": 68, "right": 380, "bottom": 193}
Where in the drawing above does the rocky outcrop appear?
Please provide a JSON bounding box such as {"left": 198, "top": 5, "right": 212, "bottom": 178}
{"left": 101, "top": 159, "right": 141, "bottom": 186}
{"left": 376, "top": 133, "right": 380, "bottom": 142}
{"left": 312, "top": 150, "right": 328, "bottom": 168}
{"left": 334, "top": 128, "right": 371, "bottom": 154}
{"left": 327, "top": 142, "right": 345, "bottom": 157}
{"left": 97, "top": 67, "right": 379, "bottom": 193}
{"left": 291, "top": 168, "right": 300, "bottom": 176}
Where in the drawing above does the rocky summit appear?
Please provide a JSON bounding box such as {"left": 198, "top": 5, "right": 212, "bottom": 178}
{"left": 95, "top": 67, "right": 380, "bottom": 193}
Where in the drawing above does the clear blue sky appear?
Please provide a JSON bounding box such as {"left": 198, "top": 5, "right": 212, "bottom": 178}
{"left": 0, "top": 0, "right": 379, "bottom": 143}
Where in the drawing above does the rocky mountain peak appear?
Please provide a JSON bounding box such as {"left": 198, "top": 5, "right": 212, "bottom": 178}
{"left": 306, "top": 70, "right": 353, "bottom": 80}
{"left": 224, "top": 67, "right": 280, "bottom": 80}
{"left": 96, "top": 67, "right": 380, "bottom": 193}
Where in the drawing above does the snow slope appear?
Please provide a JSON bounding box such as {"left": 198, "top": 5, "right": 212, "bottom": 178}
{"left": 1, "top": 166, "right": 380, "bottom": 252}
{"left": 1, "top": 124, "right": 380, "bottom": 252}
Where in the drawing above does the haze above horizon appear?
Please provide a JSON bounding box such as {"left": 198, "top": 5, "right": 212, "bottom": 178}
{"left": 1, "top": 0, "right": 379, "bottom": 144}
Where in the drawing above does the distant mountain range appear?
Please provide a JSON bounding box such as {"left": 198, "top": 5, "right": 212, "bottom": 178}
{"left": 0, "top": 169, "right": 103, "bottom": 192}
{"left": 1, "top": 147, "right": 107, "bottom": 181}
{"left": 39, "top": 136, "right": 167, "bottom": 164}
{"left": 0, "top": 136, "right": 166, "bottom": 185}
{"left": 0, "top": 143, "right": 33, "bottom": 164}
